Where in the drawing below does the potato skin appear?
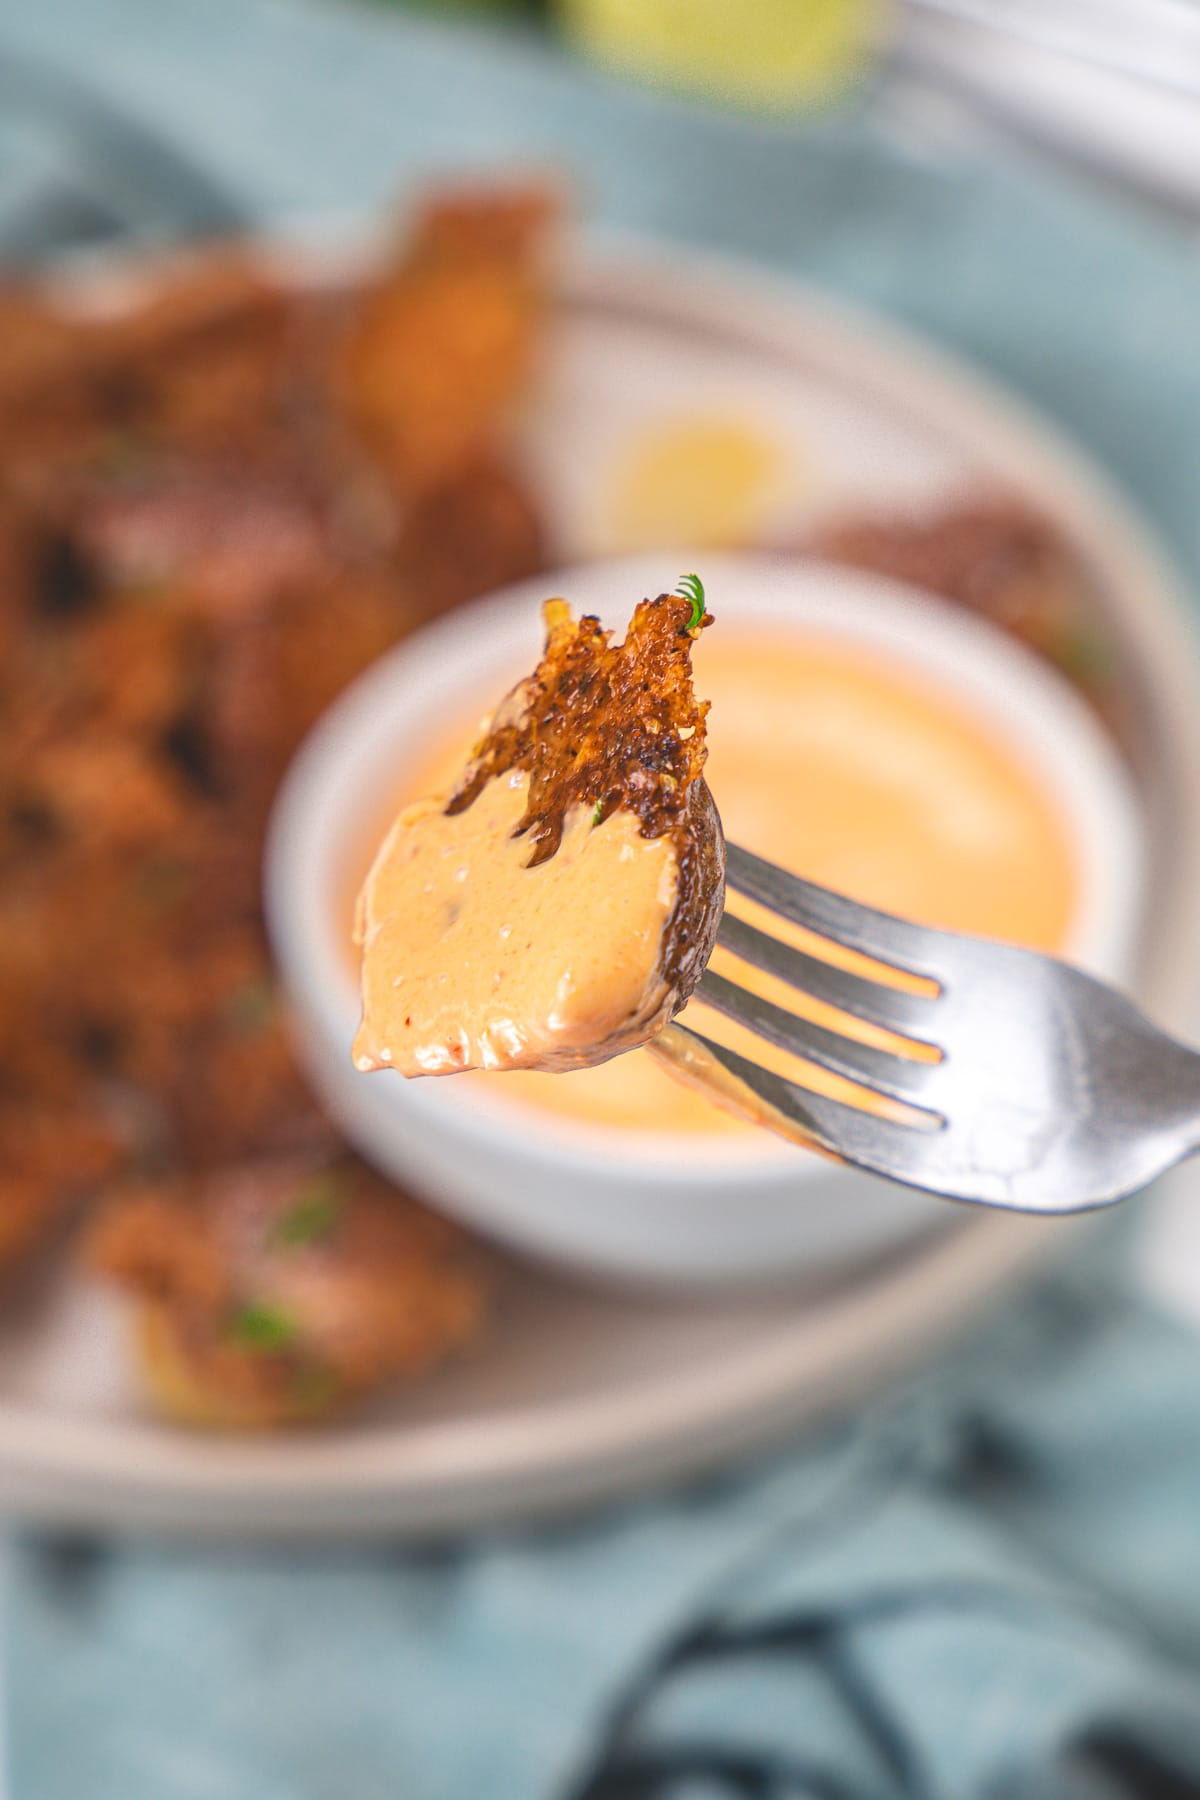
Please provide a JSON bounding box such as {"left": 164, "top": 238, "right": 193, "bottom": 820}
{"left": 660, "top": 775, "right": 726, "bottom": 1021}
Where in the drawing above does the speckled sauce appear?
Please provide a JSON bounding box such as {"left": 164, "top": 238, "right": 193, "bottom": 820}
{"left": 354, "top": 770, "right": 680, "bottom": 1076}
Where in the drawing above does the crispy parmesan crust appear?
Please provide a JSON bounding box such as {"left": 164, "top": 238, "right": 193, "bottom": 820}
{"left": 450, "top": 592, "right": 712, "bottom": 858}
{"left": 446, "top": 590, "right": 725, "bottom": 1018}
{"left": 660, "top": 776, "right": 726, "bottom": 1023}
{"left": 86, "top": 1159, "right": 488, "bottom": 1429}
{"left": 0, "top": 183, "right": 550, "bottom": 1371}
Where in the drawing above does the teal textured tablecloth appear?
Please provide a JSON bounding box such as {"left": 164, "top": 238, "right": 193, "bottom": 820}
{"left": 3, "top": 4, "right": 1200, "bottom": 1795}
{"left": 9, "top": 1266, "right": 1200, "bottom": 1797}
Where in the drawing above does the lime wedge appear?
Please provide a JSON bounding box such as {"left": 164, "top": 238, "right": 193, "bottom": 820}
{"left": 559, "top": 0, "right": 885, "bottom": 110}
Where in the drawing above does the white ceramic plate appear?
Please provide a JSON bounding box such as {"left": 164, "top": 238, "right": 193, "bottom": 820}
{"left": 4, "top": 234, "right": 1200, "bottom": 1538}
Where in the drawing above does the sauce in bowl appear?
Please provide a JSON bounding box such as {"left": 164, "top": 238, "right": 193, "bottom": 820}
{"left": 347, "top": 625, "right": 1077, "bottom": 1137}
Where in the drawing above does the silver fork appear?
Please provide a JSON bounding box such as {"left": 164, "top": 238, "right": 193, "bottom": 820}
{"left": 650, "top": 843, "right": 1200, "bottom": 1214}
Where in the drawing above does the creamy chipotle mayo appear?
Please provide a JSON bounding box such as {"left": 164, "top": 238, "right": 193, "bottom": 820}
{"left": 354, "top": 771, "right": 678, "bottom": 1076}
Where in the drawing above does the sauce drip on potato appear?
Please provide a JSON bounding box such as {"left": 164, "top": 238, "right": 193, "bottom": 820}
{"left": 354, "top": 591, "right": 726, "bottom": 1079}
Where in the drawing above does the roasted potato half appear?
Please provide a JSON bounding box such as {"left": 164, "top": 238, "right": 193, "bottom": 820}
{"left": 86, "top": 1158, "right": 487, "bottom": 1429}
{"left": 354, "top": 581, "right": 725, "bottom": 1078}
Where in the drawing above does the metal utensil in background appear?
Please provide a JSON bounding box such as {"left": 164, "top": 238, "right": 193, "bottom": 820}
{"left": 892, "top": 0, "right": 1200, "bottom": 220}
{"left": 904, "top": 0, "right": 1200, "bottom": 99}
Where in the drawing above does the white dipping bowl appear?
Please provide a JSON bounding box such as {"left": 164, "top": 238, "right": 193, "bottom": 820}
{"left": 265, "top": 553, "right": 1144, "bottom": 1288}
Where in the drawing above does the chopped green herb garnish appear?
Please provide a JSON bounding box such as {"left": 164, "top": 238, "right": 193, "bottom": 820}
{"left": 271, "top": 1177, "right": 347, "bottom": 1249}
{"left": 674, "top": 573, "right": 706, "bottom": 633}
{"left": 229, "top": 1301, "right": 297, "bottom": 1353}
{"left": 592, "top": 800, "right": 604, "bottom": 827}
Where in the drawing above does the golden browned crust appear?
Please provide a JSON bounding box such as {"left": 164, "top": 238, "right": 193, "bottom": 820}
{"left": 807, "top": 497, "right": 1116, "bottom": 707}
{"left": 86, "top": 1158, "right": 488, "bottom": 1429}
{"left": 437, "top": 588, "right": 726, "bottom": 1034}
{"left": 338, "top": 186, "right": 556, "bottom": 495}
{"left": 0, "top": 1102, "right": 122, "bottom": 1281}
{"left": 450, "top": 591, "right": 714, "bottom": 856}
{"left": 659, "top": 776, "right": 726, "bottom": 1023}
{"left": 0, "top": 183, "right": 551, "bottom": 1343}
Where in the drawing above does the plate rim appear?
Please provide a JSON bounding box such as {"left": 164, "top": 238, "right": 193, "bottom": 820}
{"left": 0, "top": 1214, "right": 1068, "bottom": 1539}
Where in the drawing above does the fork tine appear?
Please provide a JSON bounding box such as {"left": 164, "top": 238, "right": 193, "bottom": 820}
{"left": 696, "top": 970, "right": 943, "bottom": 1109}
{"left": 657, "top": 1026, "right": 941, "bottom": 1172}
{"left": 725, "top": 843, "right": 945, "bottom": 980}
{"left": 716, "top": 913, "right": 939, "bottom": 1040}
